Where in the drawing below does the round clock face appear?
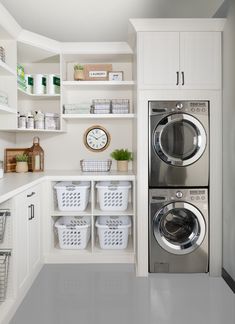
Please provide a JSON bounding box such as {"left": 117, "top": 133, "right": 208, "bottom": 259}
{"left": 84, "top": 125, "right": 110, "bottom": 152}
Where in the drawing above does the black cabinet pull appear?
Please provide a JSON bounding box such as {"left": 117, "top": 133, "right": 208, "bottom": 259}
{"left": 28, "top": 205, "right": 32, "bottom": 220}
{"left": 31, "top": 204, "right": 35, "bottom": 219}
{"left": 28, "top": 204, "right": 35, "bottom": 220}
{"left": 176, "top": 71, "right": 179, "bottom": 85}
{"left": 181, "top": 71, "right": 185, "bottom": 86}
{"left": 27, "top": 192, "right": 35, "bottom": 198}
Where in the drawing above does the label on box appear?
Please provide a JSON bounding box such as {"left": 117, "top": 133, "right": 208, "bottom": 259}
{"left": 89, "top": 71, "right": 107, "bottom": 78}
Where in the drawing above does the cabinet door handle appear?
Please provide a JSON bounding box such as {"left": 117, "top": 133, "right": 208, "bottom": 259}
{"left": 176, "top": 71, "right": 179, "bottom": 85}
{"left": 181, "top": 72, "right": 185, "bottom": 86}
{"left": 31, "top": 204, "right": 35, "bottom": 219}
{"left": 28, "top": 205, "right": 33, "bottom": 220}
{"left": 27, "top": 192, "right": 35, "bottom": 198}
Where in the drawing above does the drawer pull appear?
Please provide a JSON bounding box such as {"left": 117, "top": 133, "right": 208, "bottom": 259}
{"left": 27, "top": 192, "right": 35, "bottom": 198}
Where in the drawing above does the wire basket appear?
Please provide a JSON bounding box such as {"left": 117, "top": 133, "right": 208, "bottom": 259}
{"left": 80, "top": 160, "right": 112, "bottom": 172}
{"left": 0, "top": 210, "right": 10, "bottom": 243}
{"left": 111, "top": 99, "right": 130, "bottom": 114}
{"left": 91, "top": 99, "right": 111, "bottom": 114}
{"left": 0, "top": 250, "right": 11, "bottom": 303}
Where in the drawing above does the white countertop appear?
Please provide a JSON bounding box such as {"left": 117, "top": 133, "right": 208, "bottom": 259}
{"left": 0, "top": 170, "right": 136, "bottom": 204}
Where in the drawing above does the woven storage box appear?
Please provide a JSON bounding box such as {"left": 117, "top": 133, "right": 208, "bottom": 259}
{"left": 96, "top": 216, "right": 131, "bottom": 249}
{"left": 80, "top": 160, "right": 112, "bottom": 172}
{"left": 0, "top": 250, "right": 11, "bottom": 302}
{"left": 96, "top": 181, "right": 131, "bottom": 211}
{"left": 54, "top": 181, "right": 90, "bottom": 211}
{"left": 55, "top": 216, "right": 91, "bottom": 249}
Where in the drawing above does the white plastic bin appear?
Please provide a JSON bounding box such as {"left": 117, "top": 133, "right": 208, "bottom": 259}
{"left": 96, "top": 181, "right": 131, "bottom": 211}
{"left": 54, "top": 181, "right": 90, "bottom": 211}
{"left": 55, "top": 216, "right": 91, "bottom": 249}
{"left": 96, "top": 216, "right": 131, "bottom": 249}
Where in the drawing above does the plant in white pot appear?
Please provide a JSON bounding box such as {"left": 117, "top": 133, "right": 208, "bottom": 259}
{"left": 110, "top": 149, "right": 133, "bottom": 172}
{"left": 15, "top": 154, "right": 29, "bottom": 173}
{"left": 74, "top": 64, "right": 85, "bottom": 81}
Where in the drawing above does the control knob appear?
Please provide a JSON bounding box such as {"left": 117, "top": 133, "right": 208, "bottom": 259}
{"left": 176, "top": 191, "right": 183, "bottom": 198}
{"left": 176, "top": 103, "right": 183, "bottom": 110}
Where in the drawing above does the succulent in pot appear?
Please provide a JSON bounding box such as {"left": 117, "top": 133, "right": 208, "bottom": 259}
{"left": 15, "top": 153, "right": 29, "bottom": 173}
{"left": 110, "top": 149, "right": 133, "bottom": 172}
{"left": 74, "top": 64, "right": 85, "bottom": 81}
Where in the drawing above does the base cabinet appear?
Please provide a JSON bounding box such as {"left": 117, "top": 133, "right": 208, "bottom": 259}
{"left": 15, "top": 185, "right": 41, "bottom": 296}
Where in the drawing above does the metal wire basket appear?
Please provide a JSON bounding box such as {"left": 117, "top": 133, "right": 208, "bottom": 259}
{"left": 0, "top": 210, "right": 10, "bottom": 243}
{"left": 0, "top": 250, "right": 11, "bottom": 303}
{"left": 80, "top": 160, "right": 112, "bottom": 172}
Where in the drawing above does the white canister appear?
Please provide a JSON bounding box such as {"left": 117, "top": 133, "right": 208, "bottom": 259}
{"left": 25, "top": 74, "right": 34, "bottom": 94}
{"left": 34, "top": 111, "right": 45, "bottom": 129}
{"left": 45, "top": 113, "right": 60, "bottom": 130}
{"left": 26, "top": 115, "right": 34, "bottom": 129}
{"left": 46, "top": 74, "right": 60, "bottom": 95}
{"left": 33, "top": 74, "right": 46, "bottom": 95}
{"left": 18, "top": 115, "right": 26, "bottom": 129}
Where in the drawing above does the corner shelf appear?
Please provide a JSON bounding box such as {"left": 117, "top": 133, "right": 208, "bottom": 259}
{"left": 0, "top": 104, "right": 16, "bottom": 114}
{"left": 62, "top": 113, "right": 135, "bottom": 120}
{"left": 0, "top": 60, "right": 16, "bottom": 76}
{"left": 18, "top": 88, "right": 60, "bottom": 100}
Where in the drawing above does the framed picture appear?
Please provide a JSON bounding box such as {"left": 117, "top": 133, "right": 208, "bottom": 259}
{"left": 108, "top": 71, "right": 123, "bottom": 81}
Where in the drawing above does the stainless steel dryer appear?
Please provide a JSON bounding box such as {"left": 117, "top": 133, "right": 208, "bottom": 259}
{"left": 149, "top": 188, "right": 208, "bottom": 273}
{"left": 149, "top": 101, "right": 209, "bottom": 187}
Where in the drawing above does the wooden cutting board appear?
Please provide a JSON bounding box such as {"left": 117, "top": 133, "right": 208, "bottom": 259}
{"left": 4, "top": 148, "right": 29, "bottom": 172}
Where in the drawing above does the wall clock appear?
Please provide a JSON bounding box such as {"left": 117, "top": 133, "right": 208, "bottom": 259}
{"left": 84, "top": 125, "right": 111, "bottom": 152}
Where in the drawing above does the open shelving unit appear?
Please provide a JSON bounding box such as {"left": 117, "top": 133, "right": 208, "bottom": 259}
{"left": 45, "top": 176, "right": 136, "bottom": 264}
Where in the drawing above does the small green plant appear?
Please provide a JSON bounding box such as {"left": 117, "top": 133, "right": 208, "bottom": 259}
{"left": 16, "top": 153, "right": 28, "bottom": 162}
{"left": 74, "top": 64, "right": 84, "bottom": 71}
{"left": 110, "top": 149, "right": 133, "bottom": 161}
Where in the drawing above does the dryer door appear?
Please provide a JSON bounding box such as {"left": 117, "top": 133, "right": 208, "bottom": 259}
{"left": 153, "top": 202, "right": 206, "bottom": 255}
{"left": 153, "top": 113, "right": 207, "bottom": 166}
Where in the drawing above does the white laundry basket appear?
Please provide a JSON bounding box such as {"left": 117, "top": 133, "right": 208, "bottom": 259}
{"left": 96, "top": 181, "right": 131, "bottom": 211}
{"left": 96, "top": 216, "right": 131, "bottom": 249}
{"left": 55, "top": 216, "right": 91, "bottom": 249}
{"left": 54, "top": 181, "right": 90, "bottom": 211}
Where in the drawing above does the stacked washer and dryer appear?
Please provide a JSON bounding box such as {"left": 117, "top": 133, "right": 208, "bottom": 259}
{"left": 148, "top": 101, "right": 209, "bottom": 273}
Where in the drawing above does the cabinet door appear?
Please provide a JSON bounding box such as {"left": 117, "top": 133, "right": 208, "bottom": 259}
{"left": 138, "top": 32, "right": 180, "bottom": 89}
{"left": 28, "top": 190, "right": 41, "bottom": 273}
{"left": 16, "top": 192, "right": 30, "bottom": 294}
{"left": 180, "top": 32, "right": 221, "bottom": 89}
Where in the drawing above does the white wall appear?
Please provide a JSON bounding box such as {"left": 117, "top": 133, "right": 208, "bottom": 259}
{"left": 15, "top": 121, "right": 133, "bottom": 170}
{"left": 0, "top": 131, "right": 15, "bottom": 160}
{"left": 222, "top": 0, "right": 235, "bottom": 280}
{"left": 0, "top": 0, "right": 223, "bottom": 42}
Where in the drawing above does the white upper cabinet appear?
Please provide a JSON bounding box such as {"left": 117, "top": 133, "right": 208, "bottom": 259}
{"left": 137, "top": 31, "right": 221, "bottom": 90}
{"left": 138, "top": 32, "right": 180, "bottom": 89}
{"left": 180, "top": 32, "right": 221, "bottom": 90}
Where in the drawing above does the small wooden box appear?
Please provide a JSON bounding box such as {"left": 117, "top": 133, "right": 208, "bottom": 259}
{"left": 4, "top": 148, "right": 29, "bottom": 172}
{"left": 84, "top": 64, "right": 112, "bottom": 81}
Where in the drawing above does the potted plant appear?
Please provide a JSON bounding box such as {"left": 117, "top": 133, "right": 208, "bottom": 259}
{"left": 110, "top": 149, "right": 133, "bottom": 172}
{"left": 15, "top": 154, "right": 29, "bottom": 173}
{"left": 74, "top": 64, "right": 84, "bottom": 81}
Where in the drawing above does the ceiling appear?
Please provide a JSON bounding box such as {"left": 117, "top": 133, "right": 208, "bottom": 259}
{"left": 0, "top": 0, "right": 224, "bottom": 42}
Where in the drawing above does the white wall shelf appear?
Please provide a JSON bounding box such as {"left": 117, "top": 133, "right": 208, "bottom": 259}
{"left": 0, "top": 104, "right": 16, "bottom": 114}
{"left": 0, "top": 60, "right": 16, "bottom": 76}
{"left": 18, "top": 88, "right": 60, "bottom": 100}
{"left": 14, "top": 128, "right": 65, "bottom": 133}
{"left": 62, "top": 80, "right": 135, "bottom": 89}
{"left": 62, "top": 113, "right": 135, "bottom": 120}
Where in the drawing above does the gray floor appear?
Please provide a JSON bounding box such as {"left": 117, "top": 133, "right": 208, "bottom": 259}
{"left": 11, "top": 265, "right": 235, "bottom": 324}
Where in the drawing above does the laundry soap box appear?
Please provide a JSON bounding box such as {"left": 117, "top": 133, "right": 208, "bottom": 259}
{"left": 84, "top": 64, "right": 112, "bottom": 81}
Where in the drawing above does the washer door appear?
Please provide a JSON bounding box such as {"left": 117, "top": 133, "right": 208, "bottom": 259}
{"left": 153, "top": 202, "right": 206, "bottom": 255}
{"left": 153, "top": 113, "right": 207, "bottom": 166}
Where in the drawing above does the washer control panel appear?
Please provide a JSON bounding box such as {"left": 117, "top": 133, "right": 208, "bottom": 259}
{"left": 149, "top": 101, "right": 209, "bottom": 116}
{"left": 150, "top": 188, "right": 208, "bottom": 204}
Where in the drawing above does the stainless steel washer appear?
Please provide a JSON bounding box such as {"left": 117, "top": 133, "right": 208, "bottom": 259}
{"left": 149, "top": 101, "right": 209, "bottom": 187}
{"left": 149, "top": 188, "right": 208, "bottom": 273}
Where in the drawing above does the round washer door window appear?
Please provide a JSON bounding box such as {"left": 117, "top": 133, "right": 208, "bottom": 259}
{"left": 153, "top": 113, "right": 207, "bottom": 167}
{"left": 153, "top": 202, "right": 206, "bottom": 255}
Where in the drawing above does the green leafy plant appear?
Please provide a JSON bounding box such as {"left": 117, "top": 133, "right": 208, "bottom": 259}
{"left": 16, "top": 153, "right": 28, "bottom": 162}
{"left": 74, "top": 64, "right": 84, "bottom": 71}
{"left": 110, "top": 149, "right": 133, "bottom": 161}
